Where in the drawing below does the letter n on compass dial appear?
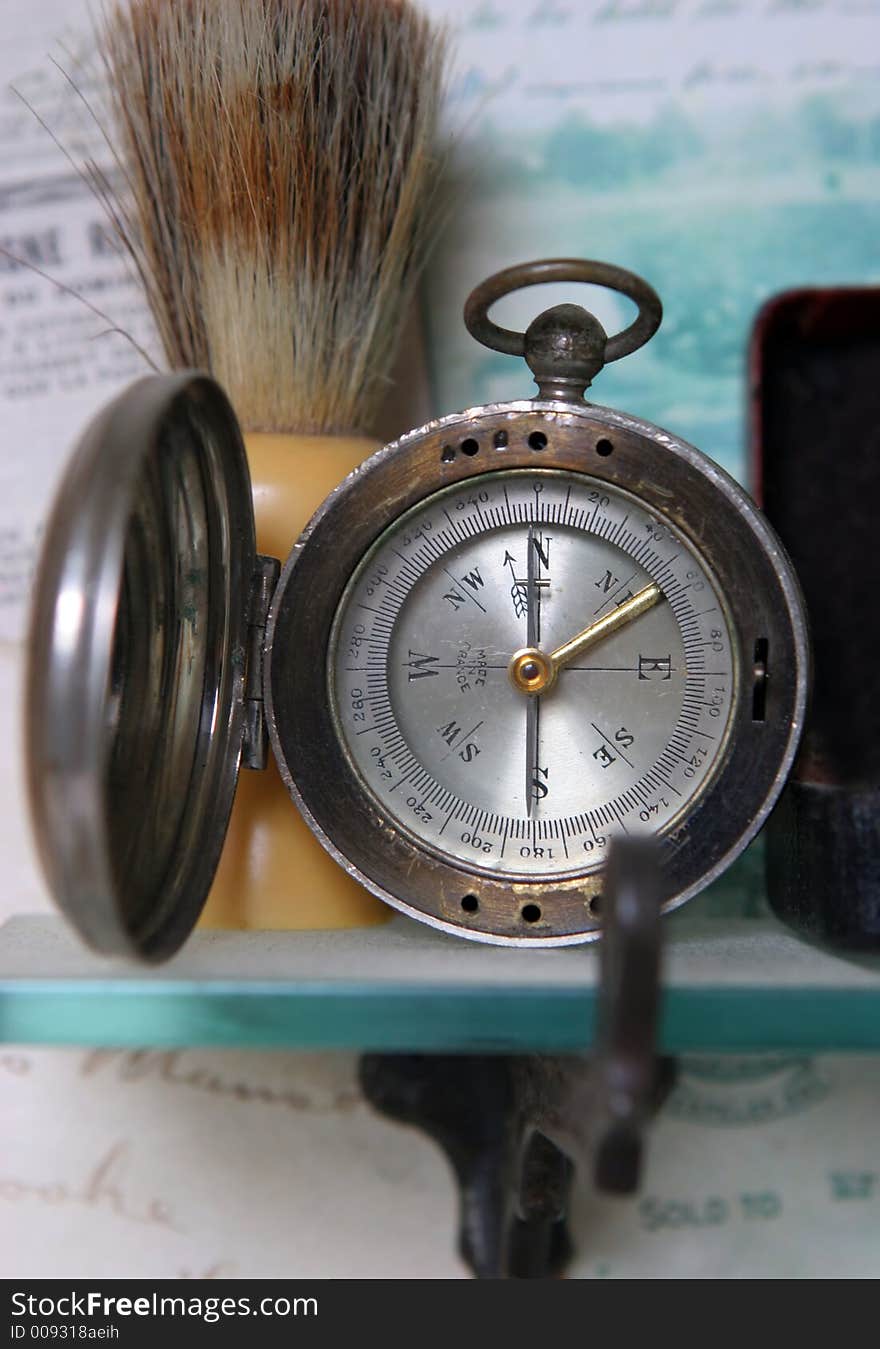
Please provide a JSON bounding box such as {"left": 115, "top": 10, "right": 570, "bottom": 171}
{"left": 332, "top": 468, "right": 735, "bottom": 881}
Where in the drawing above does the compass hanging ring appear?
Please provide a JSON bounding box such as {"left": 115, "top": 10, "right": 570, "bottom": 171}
{"left": 464, "top": 259, "right": 663, "bottom": 402}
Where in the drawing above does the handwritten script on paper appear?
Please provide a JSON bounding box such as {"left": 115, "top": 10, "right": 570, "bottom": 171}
{"left": 426, "top": 0, "right": 880, "bottom": 474}
{"left": 1, "top": 1140, "right": 180, "bottom": 1232}
{"left": 79, "top": 1050, "right": 362, "bottom": 1114}
{"left": 3, "top": 1043, "right": 880, "bottom": 1277}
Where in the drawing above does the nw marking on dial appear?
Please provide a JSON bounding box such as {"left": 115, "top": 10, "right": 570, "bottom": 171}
{"left": 331, "top": 469, "right": 734, "bottom": 880}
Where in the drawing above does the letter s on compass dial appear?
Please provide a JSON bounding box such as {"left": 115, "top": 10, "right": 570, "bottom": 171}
{"left": 329, "top": 469, "right": 734, "bottom": 882}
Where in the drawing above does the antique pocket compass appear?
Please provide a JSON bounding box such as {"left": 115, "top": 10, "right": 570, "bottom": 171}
{"left": 27, "top": 260, "right": 809, "bottom": 957}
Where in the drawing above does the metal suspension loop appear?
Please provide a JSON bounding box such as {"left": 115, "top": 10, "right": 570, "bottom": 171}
{"left": 463, "top": 258, "right": 662, "bottom": 363}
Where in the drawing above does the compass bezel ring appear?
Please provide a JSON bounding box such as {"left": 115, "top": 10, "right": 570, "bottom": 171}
{"left": 265, "top": 399, "right": 808, "bottom": 947}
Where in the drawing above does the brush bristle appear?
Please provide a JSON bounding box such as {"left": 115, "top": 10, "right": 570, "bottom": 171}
{"left": 95, "top": 0, "right": 447, "bottom": 434}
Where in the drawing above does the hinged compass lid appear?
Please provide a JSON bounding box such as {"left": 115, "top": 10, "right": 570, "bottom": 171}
{"left": 26, "top": 373, "right": 257, "bottom": 961}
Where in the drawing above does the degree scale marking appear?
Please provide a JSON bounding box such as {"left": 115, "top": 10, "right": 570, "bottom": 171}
{"left": 331, "top": 470, "right": 735, "bottom": 880}
{"left": 360, "top": 534, "right": 713, "bottom": 816}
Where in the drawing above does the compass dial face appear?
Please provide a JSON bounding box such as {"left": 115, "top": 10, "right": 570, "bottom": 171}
{"left": 329, "top": 469, "right": 736, "bottom": 880}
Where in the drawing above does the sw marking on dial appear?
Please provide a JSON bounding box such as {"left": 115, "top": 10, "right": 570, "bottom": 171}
{"left": 330, "top": 469, "right": 736, "bottom": 879}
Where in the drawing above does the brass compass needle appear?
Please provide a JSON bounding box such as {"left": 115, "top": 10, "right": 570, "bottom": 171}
{"left": 549, "top": 582, "right": 663, "bottom": 675}
{"left": 509, "top": 581, "right": 663, "bottom": 698}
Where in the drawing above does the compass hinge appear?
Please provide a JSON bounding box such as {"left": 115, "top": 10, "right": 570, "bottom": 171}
{"left": 242, "top": 554, "right": 281, "bottom": 771}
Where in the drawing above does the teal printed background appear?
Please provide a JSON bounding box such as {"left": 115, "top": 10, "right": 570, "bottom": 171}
{"left": 421, "top": 0, "right": 880, "bottom": 481}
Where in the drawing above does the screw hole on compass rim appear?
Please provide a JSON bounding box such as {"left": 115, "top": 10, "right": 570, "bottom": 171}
{"left": 528, "top": 431, "right": 548, "bottom": 451}
{"left": 493, "top": 429, "right": 508, "bottom": 449}
{"left": 440, "top": 444, "right": 456, "bottom": 463}
{"left": 521, "top": 903, "right": 542, "bottom": 923}
{"left": 460, "top": 438, "right": 479, "bottom": 456}
{"left": 589, "top": 894, "right": 603, "bottom": 918}
{"left": 595, "top": 438, "right": 614, "bottom": 457}
{"left": 461, "top": 894, "right": 479, "bottom": 913}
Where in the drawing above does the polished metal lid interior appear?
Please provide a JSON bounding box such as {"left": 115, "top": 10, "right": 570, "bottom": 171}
{"left": 26, "top": 373, "right": 254, "bottom": 960}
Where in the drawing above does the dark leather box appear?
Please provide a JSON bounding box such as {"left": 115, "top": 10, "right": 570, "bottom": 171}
{"left": 750, "top": 288, "right": 880, "bottom": 951}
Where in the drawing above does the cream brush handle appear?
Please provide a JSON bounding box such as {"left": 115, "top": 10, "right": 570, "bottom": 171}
{"left": 200, "top": 432, "right": 389, "bottom": 931}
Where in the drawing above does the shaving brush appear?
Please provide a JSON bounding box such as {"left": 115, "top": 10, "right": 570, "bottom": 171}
{"left": 96, "top": 0, "right": 447, "bottom": 930}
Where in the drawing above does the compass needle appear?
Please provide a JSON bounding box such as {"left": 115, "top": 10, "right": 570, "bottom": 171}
{"left": 549, "top": 582, "right": 663, "bottom": 675}
{"left": 509, "top": 581, "right": 663, "bottom": 696}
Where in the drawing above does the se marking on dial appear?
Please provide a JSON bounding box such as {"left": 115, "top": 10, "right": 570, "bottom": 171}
{"left": 330, "top": 469, "right": 736, "bottom": 880}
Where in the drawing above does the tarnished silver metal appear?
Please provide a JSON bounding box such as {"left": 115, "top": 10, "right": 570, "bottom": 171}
{"left": 463, "top": 259, "right": 663, "bottom": 403}
{"left": 266, "top": 396, "right": 809, "bottom": 946}
{"left": 26, "top": 373, "right": 254, "bottom": 961}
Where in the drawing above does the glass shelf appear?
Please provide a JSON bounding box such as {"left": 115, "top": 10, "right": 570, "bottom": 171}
{"left": 2, "top": 873, "right": 879, "bottom": 1052}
